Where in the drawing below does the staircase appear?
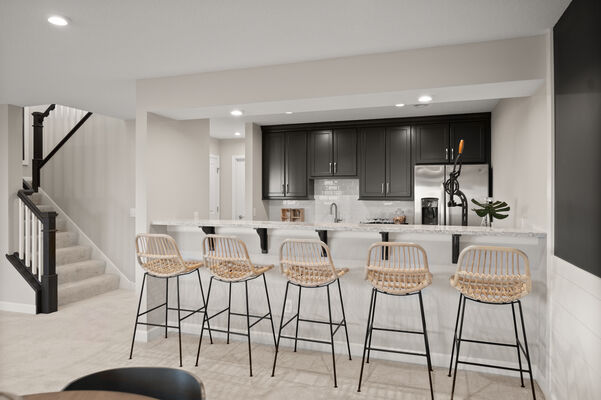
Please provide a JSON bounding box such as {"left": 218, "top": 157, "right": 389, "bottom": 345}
{"left": 31, "top": 193, "right": 120, "bottom": 306}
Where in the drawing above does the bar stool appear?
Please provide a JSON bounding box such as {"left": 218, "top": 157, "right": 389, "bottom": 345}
{"left": 271, "top": 239, "right": 351, "bottom": 388}
{"left": 194, "top": 234, "right": 276, "bottom": 377}
{"left": 130, "top": 234, "right": 211, "bottom": 367}
{"left": 357, "top": 242, "right": 434, "bottom": 398}
{"left": 448, "top": 245, "right": 536, "bottom": 399}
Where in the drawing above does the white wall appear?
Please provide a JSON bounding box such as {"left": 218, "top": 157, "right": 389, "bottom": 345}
{"left": 491, "top": 85, "right": 550, "bottom": 231}
{"left": 0, "top": 104, "right": 36, "bottom": 312}
{"left": 244, "top": 123, "right": 267, "bottom": 220}
{"left": 29, "top": 105, "right": 136, "bottom": 281}
{"left": 146, "top": 113, "right": 210, "bottom": 222}
{"left": 216, "top": 139, "right": 245, "bottom": 220}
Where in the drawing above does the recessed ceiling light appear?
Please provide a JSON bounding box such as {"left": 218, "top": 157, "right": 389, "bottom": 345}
{"left": 234, "top": 131, "right": 241, "bottom": 136}
{"left": 230, "top": 109, "right": 243, "bottom": 117}
{"left": 48, "top": 15, "right": 69, "bottom": 26}
{"left": 418, "top": 95, "right": 433, "bottom": 103}
{"left": 285, "top": 111, "right": 293, "bottom": 114}
{"left": 394, "top": 103, "right": 405, "bottom": 108}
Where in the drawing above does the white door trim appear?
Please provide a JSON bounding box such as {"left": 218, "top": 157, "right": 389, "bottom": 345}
{"left": 209, "top": 154, "right": 220, "bottom": 219}
{"left": 232, "top": 154, "right": 245, "bottom": 220}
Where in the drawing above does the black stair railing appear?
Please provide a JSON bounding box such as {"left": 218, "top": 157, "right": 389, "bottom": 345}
{"left": 4, "top": 105, "right": 93, "bottom": 313}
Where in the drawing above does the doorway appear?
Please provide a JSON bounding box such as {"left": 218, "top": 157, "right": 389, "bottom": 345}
{"left": 232, "top": 155, "right": 245, "bottom": 220}
{"left": 209, "top": 154, "right": 220, "bottom": 219}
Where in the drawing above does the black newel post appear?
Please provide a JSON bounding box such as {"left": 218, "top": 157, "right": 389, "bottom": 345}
{"left": 31, "top": 112, "right": 45, "bottom": 192}
{"left": 40, "top": 212, "right": 58, "bottom": 313}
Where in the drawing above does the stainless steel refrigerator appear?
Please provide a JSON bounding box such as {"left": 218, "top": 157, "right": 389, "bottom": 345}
{"left": 414, "top": 164, "right": 489, "bottom": 226}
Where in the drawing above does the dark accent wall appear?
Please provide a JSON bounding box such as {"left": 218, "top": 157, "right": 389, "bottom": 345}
{"left": 554, "top": 0, "right": 601, "bottom": 277}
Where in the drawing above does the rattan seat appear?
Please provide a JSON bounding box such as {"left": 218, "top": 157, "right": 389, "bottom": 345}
{"left": 357, "top": 242, "right": 434, "bottom": 398}
{"left": 448, "top": 245, "right": 536, "bottom": 400}
{"left": 130, "top": 234, "right": 211, "bottom": 367}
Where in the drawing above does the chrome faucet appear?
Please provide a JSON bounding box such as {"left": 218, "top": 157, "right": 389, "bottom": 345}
{"left": 330, "top": 202, "right": 342, "bottom": 223}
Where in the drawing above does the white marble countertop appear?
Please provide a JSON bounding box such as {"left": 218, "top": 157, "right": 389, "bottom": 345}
{"left": 152, "top": 219, "right": 546, "bottom": 238}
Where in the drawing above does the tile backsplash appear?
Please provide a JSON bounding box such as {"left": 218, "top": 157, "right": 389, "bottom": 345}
{"left": 267, "top": 179, "right": 414, "bottom": 223}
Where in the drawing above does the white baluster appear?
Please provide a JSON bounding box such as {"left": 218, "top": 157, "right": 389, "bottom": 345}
{"left": 38, "top": 220, "right": 43, "bottom": 281}
{"left": 25, "top": 208, "right": 31, "bottom": 267}
{"left": 31, "top": 215, "right": 38, "bottom": 275}
{"left": 18, "top": 200, "right": 23, "bottom": 258}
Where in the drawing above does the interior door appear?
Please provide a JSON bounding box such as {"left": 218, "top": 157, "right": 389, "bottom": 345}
{"left": 386, "top": 126, "right": 412, "bottom": 198}
{"left": 333, "top": 128, "right": 357, "bottom": 176}
{"left": 209, "top": 154, "right": 220, "bottom": 219}
{"left": 359, "top": 127, "right": 387, "bottom": 198}
{"left": 232, "top": 156, "right": 246, "bottom": 220}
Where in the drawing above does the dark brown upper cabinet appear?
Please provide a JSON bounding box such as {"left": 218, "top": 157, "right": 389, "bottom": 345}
{"left": 449, "top": 120, "right": 488, "bottom": 163}
{"left": 359, "top": 126, "right": 412, "bottom": 200}
{"left": 414, "top": 123, "right": 450, "bottom": 164}
{"left": 262, "top": 131, "right": 309, "bottom": 199}
{"left": 309, "top": 128, "right": 357, "bottom": 177}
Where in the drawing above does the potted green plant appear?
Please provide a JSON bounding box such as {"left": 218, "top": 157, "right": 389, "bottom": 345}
{"left": 471, "top": 198, "right": 510, "bottom": 227}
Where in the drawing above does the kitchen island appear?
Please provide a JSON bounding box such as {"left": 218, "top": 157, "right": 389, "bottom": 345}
{"left": 150, "top": 219, "right": 548, "bottom": 381}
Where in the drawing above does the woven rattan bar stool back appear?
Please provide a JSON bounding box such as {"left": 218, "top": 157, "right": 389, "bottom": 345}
{"left": 195, "top": 235, "right": 276, "bottom": 377}
{"left": 357, "top": 242, "right": 434, "bottom": 398}
{"left": 130, "top": 234, "right": 211, "bottom": 367}
{"left": 272, "top": 239, "right": 351, "bottom": 388}
{"left": 448, "top": 245, "right": 536, "bottom": 399}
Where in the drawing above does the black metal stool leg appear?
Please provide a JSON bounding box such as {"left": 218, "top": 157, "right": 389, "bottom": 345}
{"left": 418, "top": 291, "right": 434, "bottom": 400}
{"left": 262, "top": 274, "right": 277, "bottom": 347}
{"left": 195, "top": 276, "right": 213, "bottom": 367}
{"left": 366, "top": 289, "right": 378, "bottom": 364}
{"left": 511, "top": 302, "right": 525, "bottom": 387}
{"left": 518, "top": 300, "right": 537, "bottom": 400}
{"left": 326, "top": 284, "right": 338, "bottom": 388}
{"left": 271, "top": 281, "right": 290, "bottom": 377}
{"left": 451, "top": 295, "right": 467, "bottom": 400}
{"left": 227, "top": 282, "right": 232, "bottom": 344}
{"left": 165, "top": 277, "right": 169, "bottom": 338}
{"left": 196, "top": 269, "right": 212, "bottom": 344}
{"left": 337, "top": 279, "right": 352, "bottom": 360}
{"left": 448, "top": 294, "right": 463, "bottom": 376}
{"left": 357, "top": 288, "right": 376, "bottom": 392}
{"left": 245, "top": 280, "right": 253, "bottom": 377}
{"left": 294, "top": 285, "right": 302, "bottom": 352}
{"left": 129, "top": 273, "right": 147, "bottom": 359}
{"left": 176, "top": 275, "right": 182, "bottom": 367}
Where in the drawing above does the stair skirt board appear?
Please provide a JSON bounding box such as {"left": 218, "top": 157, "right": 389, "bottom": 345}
{"left": 37, "top": 187, "right": 134, "bottom": 290}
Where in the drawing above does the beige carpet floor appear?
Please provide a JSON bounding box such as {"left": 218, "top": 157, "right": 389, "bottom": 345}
{"left": 0, "top": 289, "right": 543, "bottom": 399}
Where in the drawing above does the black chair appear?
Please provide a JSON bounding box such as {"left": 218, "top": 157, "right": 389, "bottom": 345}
{"left": 63, "top": 367, "right": 206, "bottom": 400}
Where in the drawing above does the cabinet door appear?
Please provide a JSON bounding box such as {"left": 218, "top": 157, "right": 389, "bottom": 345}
{"left": 262, "top": 133, "right": 286, "bottom": 198}
{"left": 359, "top": 127, "right": 387, "bottom": 198}
{"left": 333, "top": 128, "right": 357, "bottom": 176}
{"left": 386, "top": 126, "right": 412, "bottom": 198}
{"left": 450, "top": 120, "right": 488, "bottom": 163}
{"left": 310, "top": 130, "right": 333, "bottom": 177}
{"left": 414, "top": 123, "right": 450, "bottom": 164}
{"left": 285, "top": 132, "right": 308, "bottom": 197}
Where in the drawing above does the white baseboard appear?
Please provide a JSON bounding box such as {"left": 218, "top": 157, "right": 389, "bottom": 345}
{"left": 0, "top": 301, "right": 36, "bottom": 314}
{"left": 38, "top": 188, "right": 134, "bottom": 290}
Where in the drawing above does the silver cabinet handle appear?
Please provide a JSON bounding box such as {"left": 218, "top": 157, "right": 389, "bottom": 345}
{"left": 334, "top": 162, "right": 337, "bottom": 174}
{"left": 451, "top": 147, "right": 454, "bottom": 160}
{"left": 286, "top": 183, "right": 289, "bottom": 193}
{"left": 329, "top": 162, "right": 332, "bottom": 174}
{"left": 445, "top": 147, "right": 449, "bottom": 161}
{"left": 381, "top": 183, "right": 385, "bottom": 194}
{"left": 386, "top": 182, "right": 390, "bottom": 194}
{"left": 282, "top": 184, "right": 285, "bottom": 194}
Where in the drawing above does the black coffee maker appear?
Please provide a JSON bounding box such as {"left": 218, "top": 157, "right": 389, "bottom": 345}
{"left": 421, "top": 197, "right": 439, "bottom": 225}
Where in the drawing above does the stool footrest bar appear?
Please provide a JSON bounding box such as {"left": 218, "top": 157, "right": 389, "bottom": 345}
{"left": 457, "top": 359, "right": 532, "bottom": 373}
{"left": 372, "top": 326, "right": 423, "bottom": 335}
{"left": 280, "top": 334, "right": 332, "bottom": 346}
{"left": 137, "top": 302, "right": 167, "bottom": 317}
{"left": 367, "top": 346, "right": 428, "bottom": 358}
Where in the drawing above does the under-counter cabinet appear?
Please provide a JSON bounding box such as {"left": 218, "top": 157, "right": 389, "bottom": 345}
{"left": 359, "top": 126, "right": 412, "bottom": 200}
{"left": 262, "top": 131, "right": 309, "bottom": 199}
{"left": 309, "top": 128, "right": 357, "bottom": 177}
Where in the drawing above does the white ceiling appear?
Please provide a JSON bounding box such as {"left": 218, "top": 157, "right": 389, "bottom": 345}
{"left": 0, "top": 0, "right": 570, "bottom": 119}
